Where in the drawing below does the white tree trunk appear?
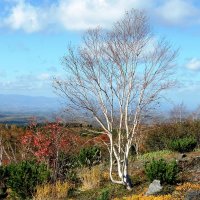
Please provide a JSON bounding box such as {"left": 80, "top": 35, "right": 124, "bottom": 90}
{"left": 54, "top": 9, "right": 177, "bottom": 190}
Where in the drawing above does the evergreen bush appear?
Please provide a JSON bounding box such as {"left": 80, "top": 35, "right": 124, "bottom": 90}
{"left": 144, "top": 159, "right": 178, "bottom": 184}
{"left": 0, "top": 166, "right": 8, "bottom": 199}
{"left": 97, "top": 189, "right": 110, "bottom": 200}
{"left": 168, "top": 136, "right": 197, "bottom": 153}
{"left": 78, "top": 146, "right": 101, "bottom": 167}
{"left": 5, "top": 160, "right": 50, "bottom": 199}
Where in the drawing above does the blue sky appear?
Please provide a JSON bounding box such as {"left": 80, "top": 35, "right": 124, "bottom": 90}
{"left": 0, "top": 0, "right": 200, "bottom": 108}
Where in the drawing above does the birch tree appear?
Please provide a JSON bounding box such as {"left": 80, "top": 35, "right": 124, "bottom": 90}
{"left": 54, "top": 9, "right": 177, "bottom": 189}
{"left": 170, "top": 102, "right": 188, "bottom": 123}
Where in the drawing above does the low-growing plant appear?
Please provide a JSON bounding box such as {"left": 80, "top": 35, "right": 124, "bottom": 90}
{"left": 5, "top": 160, "right": 50, "bottom": 199}
{"left": 0, "top": 166, "right": 8, "bottom": 199}
{"left": 144, "top": 159, "right": 178, "bottom": 184}
{"left": 194, "top": 148, "right": 200, "bottom": 152}
{"left": 56, "top": 152, "right": 80, "bottom": 184}
{"left": 168, "top": 136, "right": 197, "bottom": 153}
{"left": 138, "top": 150, "right": 172, "bottom": 162}
{"left": 78, "top": 146, "right": 101, "bottom": 167}
{"left": 144, "top": 121, "right": 200, "bottom": 153}
{"left": 33, "top": 180, "right": 71, "bottom": 200}
{"left": 164, "top": 161, "right": 179, "bottom": 185}
{"left": 102, "top": 171, "right": 110, "bottom": 181}
{"left": 176, "top": 182, "right": 200, "bottom": 192}
{"left": 97, "top": 189, "right": 110, "bottom": 200}
{"left": 65, "top": 170, "right": 80, "bottom": 186}
{"left": 79, "top": 165, "right": 101, "bottom": 190}
{"left": 173, "top": 183, "right": 200, "bottom": 200}
{"left": 113, "top": 194, "right": 173, "bottom": 200}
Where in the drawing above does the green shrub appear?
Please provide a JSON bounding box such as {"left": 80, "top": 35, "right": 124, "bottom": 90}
{"left": 144, "top": 159, "right": 178, "bottom": 184}
{"left": 65, "top": 170, "right": 80, "bottom": 186}
{"left": 144, "top": 121, "right": 200, "bottom": 152}
{"left": 78, "top": 146, "right": 101, "bottom": 167}
{"left": 97, "top": 189, "right": 110, "bottom": 200}
{"left": 138, "top": 150, "right": 172, "bottom": 161}
{"left": 0, "top": 166, "right": 8, "bottom": 199}
{"left": 55, "top": 153, "right": 81, "bottom": 185}
{"left": 165, "top": 161, "right": 179, "bottom": 184}
{"left": 168, "top": 136, "right": 197, "bottom": 153}
{"left": 57, "top": 152, "right": 79, "bottom": 179}
{"left": 6, "top": 160, "right": 50, "bottom": 199}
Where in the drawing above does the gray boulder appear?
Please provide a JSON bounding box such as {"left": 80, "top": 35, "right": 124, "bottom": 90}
{"left": 178, "top": 153, "right": 187, "bottom": 160}
{"left": 145, "top": 180, "right": 163, "bottom": 196}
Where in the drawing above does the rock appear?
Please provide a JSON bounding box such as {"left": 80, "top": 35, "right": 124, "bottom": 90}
{"left": 178, "top": 153, "right": 187, "bottom": 160}
{"left": 176, "top": 154, "right": 187, "bottom": 166}
{"left": 145, "top": 180, "right": 163, "bottom": 196}
{"left": 184, "top": 190, "right": 200, "bottom": 200}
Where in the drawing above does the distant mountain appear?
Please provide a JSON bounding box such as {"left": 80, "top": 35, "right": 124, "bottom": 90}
{"left": 0, "top": 94, "right": 62, "bottom": 114}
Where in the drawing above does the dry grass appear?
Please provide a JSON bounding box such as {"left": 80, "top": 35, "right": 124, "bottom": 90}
{"left": 33, "top": 181, "right": 70, "bottom": 200}
{"left": 102, "top": 171, "right": 110, "bottom": 181}
{"left": 79, "top": 165, "right": 102, "bottom": 191}
{"left": 176, "top": 182, "right": 200, "bottom": 192}
{"left": 113, "top": 194, "right": 173, "bottom": 200}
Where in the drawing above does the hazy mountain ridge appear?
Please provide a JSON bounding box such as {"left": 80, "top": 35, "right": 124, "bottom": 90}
{"left": 0, "top": 94, "right": 63, "bottom": 124}
{"left": 0, "top": 94, "right": 61, "bottom": 113}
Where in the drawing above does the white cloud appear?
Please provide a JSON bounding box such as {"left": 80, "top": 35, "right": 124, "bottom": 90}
{"left": 56, "top": 0, "right": 154, "bottom": 30}
{"left": 186, "top": 58, "right": 200, "bottom": 71}
{"left": 38, "top": 73, "right": 51, "bottom": 81}
{"left": 155, "top": 0, "right": 200, "bottom": 26}
{"left": 0, "top": 0, "right": 154, "bottom": 32}
{"left": 1, "top": 0, "right": 200, "bottom": 32}
{"left": 4, "top": 0, "right": 42, "bottom": 32}
{"left": 0, "top": 72, "right": 52, "bottom": 92}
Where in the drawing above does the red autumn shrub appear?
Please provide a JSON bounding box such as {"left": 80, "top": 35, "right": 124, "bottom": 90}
{"left": 21, "top": 119, "right": 84, "bottom": 164}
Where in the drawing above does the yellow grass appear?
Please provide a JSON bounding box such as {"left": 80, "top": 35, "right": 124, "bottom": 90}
{"left": 176, "top": 182, "right": 200, "bottom": 192}
{"left": 79, "top": 165, "right": 101, "bottom": 191}
{"left": 33, "top": 181, "right": 70, "bottom": 200}
{"left": 113, "top": 194, "right": 173, "bottom": 200}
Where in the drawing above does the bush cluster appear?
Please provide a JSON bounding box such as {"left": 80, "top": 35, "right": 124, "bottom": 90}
{"left": 137, "top": 150, "right": 172, "bottom": 161}
{"left": 97, "top": 189, "right": 110, "bottom": 200}
{"left": 144, "top": 121, "right": 200, "bottom": 152}
{"left": 0, "top": 146, "right": 103, "bottom": 199}
{"left": 0, "top": 166, "right": 8, "bottom": 199}
{"left": 56, "top": 146, "right": 102, "bottom": 184}
{"left": 168, "top": 136, "right": 197, "bottom": 153}
{"left": 144, "top": 159, "right": 178, "bottom": 184}
{"left": 78, "top": 146, "right": 101, "bottom": 167}
{"left": 57, "top": 152, "right": 79, "bottom": 183}
{"left": 1, "top": 160, "right": 50, "bottom": 199}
